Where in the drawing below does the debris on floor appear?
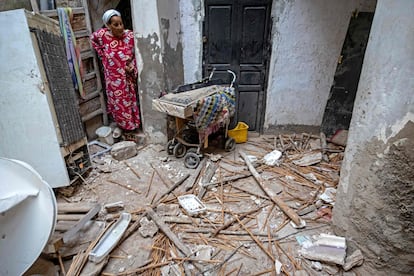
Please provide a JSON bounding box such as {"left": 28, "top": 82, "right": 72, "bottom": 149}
{"left": 32, "top": 133, "right": 366, "bottom": 275}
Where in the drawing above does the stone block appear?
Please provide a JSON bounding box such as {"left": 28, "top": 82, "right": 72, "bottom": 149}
{"left": 138, "top": 217, "right": 158, "bottom": 238}
{"left": 110, "top": 141, "right": 137, "bottom": 161}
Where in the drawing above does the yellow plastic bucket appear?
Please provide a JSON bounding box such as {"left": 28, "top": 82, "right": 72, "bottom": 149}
{"left": 228, "top": 122, "right": 249, "bottom": 143}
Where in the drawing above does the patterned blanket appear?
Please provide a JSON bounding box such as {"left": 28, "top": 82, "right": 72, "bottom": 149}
{"left": 193, "top": 87, "right": 236, "bottom": 143}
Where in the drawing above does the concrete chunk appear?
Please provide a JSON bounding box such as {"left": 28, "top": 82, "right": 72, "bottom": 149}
{"left": 343, "top": 249, "right": 364, "bottom": 271}
{"left": 111, "top": 141, "right": 137, "bottom": 161}
{"left": 138, "top": 217, "right": 158, "bottom": 238}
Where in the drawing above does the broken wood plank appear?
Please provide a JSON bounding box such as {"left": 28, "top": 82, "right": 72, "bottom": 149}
{"left": 239, "top": 150, "right": 304, "bottom": 227}
{"left": 320, "top": 132, "right": 329, "bottom": 162}
{"left": 292, "top": 151, "right": 323, "bottom": 166}
{"left": 198, "top": 160, "right": 218, "bottom": 199}
{"left": 146, "top": 207, "right": 192, "bottom": 257}
{"left": 62, "top": 204, "right": 101, "bottom": 244}
{"left": 162, "top": 216, "right": 193, "bottom": 224}
{"left": 183, "top": 228, "right": 279, "bottom": 238}
{"left": 58, "top": 203, "right": 95, "bottom": 213}
{"left": 184, "top": 158, "right": 206, "bottom": 191}
{"left": 57, "top": 214, "right": 88, "bottom": 221}
{"left": 30, "top": 0, "right": 39, "bottom": 12}
{"left": 211, "top": 204, "right": 267, "bottom": 237}
{"left": 66, "top": 220, "right": 115, "bottom": 276}
{"left": 203, "top": 173, "right": 251, "bottom": 188}
{"left": 230, "top": 210, "right": 275, "bottom": 262}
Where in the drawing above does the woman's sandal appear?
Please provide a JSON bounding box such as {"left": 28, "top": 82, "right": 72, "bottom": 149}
{"left": 112, "top": 127, "right": 122, "bottom": 138}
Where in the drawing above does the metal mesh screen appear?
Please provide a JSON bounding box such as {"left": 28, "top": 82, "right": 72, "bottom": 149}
{"left": 34, "top": 29, "right": 85, "bottom": 145}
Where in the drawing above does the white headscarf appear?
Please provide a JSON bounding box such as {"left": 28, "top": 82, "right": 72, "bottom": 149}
{"left": 102, "top": 9, "right": 121, "bottom": 26}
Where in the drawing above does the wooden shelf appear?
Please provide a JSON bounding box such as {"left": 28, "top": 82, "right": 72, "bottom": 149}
{"left": 39, "top": 7, "right": 85, "bottom": 17}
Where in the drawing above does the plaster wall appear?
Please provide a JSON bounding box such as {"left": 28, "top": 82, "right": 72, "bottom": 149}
{"left": 157, "top": 0, "right": 184, "bottom": 92}
{"left": 131, "top": 0, "right": 166, "bottom": 143}
{"left": 132, "top": 0, "right": 184, "bottom": 143}
{"left": 332, "top": 0, "right": 414, "bottom": 274}
{"left": 264, "top": 0, "right": 356, "bottom": 128}
{"left": 179, "top": 0, "right": 203, "bottom": 84}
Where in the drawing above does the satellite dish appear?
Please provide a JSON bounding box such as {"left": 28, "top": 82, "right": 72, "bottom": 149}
{"left": 0, "top": 158, "right": 57, "bottom": 275}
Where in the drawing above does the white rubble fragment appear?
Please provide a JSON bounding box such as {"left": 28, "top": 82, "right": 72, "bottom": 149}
{"left": 311, "top": 261, "right": 322, "bottom": 271}
{"left": 315, "top": 234, "right": 346, "bottom": 248}
{"left": 208, "top": 154, "right": 222, "bottom": 161}
{"left": 319, "top": 188, "right": 337, "bottom": 204}
{"left": 275, "top": 259, "right": 283, "bottom": 275}
{"left": 299, "top": 233, "right": 347, "bottom": 265}
{"left": 104, "top": 201, "right": 124, "bottom": 213}
{"left": 292, "top": 152, "right": 322, "bottom": 166}
{"left": 343, "top": 249, "right": 364, "bottom": 271}
{"left": 194, "top": 245, "right": 213, "bottom": 262}
{"left": 263, "top": 150, "right": 282, "bottom": 166}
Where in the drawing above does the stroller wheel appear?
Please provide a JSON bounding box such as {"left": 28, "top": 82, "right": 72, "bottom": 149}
{"left": 184, "top": 152, "right": 200, "bottom": 169}
{"left": 173, "top": 143, "right": 187, "bottom": 158}
{"left": 166, "top": 139, "right": 176, "bottom": 155}
{"left": 225, "top": 137, "right": 236, "bottom": 152}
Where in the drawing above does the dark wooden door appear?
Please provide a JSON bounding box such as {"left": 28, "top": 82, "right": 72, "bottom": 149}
{"left": 203, "top": 0, "right": 272, "bottom": 132}
{"left": 321, "top": 13, "right": 374, "bottom": 136}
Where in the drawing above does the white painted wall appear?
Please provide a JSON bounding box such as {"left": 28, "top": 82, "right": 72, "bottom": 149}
{"left": 131, "top": 0, "right": 162, "bottom": 68}
{"left": 179, "top": 0, "right": 204, "bottom": 84}
{"left": 264, "top": 0, "right": 357, "bottom": 128}
{"left": 337, "top": 0, "right": 414, "bottom": 194}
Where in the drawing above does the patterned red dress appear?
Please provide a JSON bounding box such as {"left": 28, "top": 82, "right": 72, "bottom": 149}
{"left": 90, "top": 28, "right": 140, "bottom": 130}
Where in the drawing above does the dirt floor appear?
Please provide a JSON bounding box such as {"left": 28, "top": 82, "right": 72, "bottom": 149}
{"left": 26, "top": 133, "right": 365, "bottom": 276}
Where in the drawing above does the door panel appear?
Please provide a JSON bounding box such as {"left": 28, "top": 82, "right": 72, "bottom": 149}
{"left": 241, "top": 7, "right": 266, "bottom": 64}
{"left": 204, "top": 0, "right": 272, "bottom": 132}
{"left": 239, "top": 91, "right": 259, "bottom": 130}
{"left": 207, "top": 6, "right": 233, "bottom": 64}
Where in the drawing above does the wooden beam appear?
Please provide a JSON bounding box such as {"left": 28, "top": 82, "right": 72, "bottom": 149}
{"left": 146, "top": 207, "right": 192, "bottom": 257}
{"left": 239, "top": 150, "right": 304, "bottom": 227}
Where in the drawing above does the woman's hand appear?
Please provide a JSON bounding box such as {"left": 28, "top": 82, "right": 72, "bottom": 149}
{"left": 125, "top": 63, "right": 134, "bottom": 74}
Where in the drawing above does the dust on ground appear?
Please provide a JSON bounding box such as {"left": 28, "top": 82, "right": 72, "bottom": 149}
{"left": 29, "top": 133, "right": 366, "bottom": 276}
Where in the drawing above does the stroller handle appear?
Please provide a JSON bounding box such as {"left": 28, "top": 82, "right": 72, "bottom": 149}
{"left": 227, "top": 70, "right": 236, "bottom": 88}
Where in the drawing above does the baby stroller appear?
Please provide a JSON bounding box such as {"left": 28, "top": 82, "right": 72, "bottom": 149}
{"left": 164, "top": 70, "right": 237, "bottom": 169}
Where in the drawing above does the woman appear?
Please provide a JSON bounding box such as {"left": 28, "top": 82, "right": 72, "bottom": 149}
{"left": 90, "top": 9, "right": 140, "bottom": 136}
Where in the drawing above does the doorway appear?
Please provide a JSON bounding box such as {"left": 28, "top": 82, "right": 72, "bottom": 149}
{"left": 203, "top": 0, "right": 272, "bottom": 132}
{"left": 321, "top": 12, "right": 374, "bottom": 137}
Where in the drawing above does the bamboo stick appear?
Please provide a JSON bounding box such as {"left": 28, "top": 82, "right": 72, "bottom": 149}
{"left": 239, "top": 150, "right": 303, "bottom": 227}
{"left": 123, "top": 161, "right": 141, "bottom": 179}
{"left": 106, "top": 179, "right": 141, "bottom": 194}
{"left": 145, "top": 170, "right": 155, "bottom": 197}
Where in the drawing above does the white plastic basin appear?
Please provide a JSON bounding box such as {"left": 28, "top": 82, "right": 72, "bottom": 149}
{"left": 0, "top": 158, "right": 57, "bottom": 275}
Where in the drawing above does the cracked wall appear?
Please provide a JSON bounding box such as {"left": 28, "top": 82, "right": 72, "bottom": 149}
{"left": 333, "top": 1, "right": 414, "bottom": 274}
{"left": 131, "top": 0, "right": 183, "bottom": 143}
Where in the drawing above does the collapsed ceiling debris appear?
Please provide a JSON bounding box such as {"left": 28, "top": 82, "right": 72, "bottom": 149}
{"left": 24, "top": 133, "right": 366, "bottom": 276}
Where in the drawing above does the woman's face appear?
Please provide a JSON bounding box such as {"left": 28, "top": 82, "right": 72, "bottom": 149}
{"left": 108, "top": 16, "right": 124, "bottom": 38}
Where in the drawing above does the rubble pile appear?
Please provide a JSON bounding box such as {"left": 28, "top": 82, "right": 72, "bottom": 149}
{"left": 32, "top": 133, "right": 365, "bottom": 275}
